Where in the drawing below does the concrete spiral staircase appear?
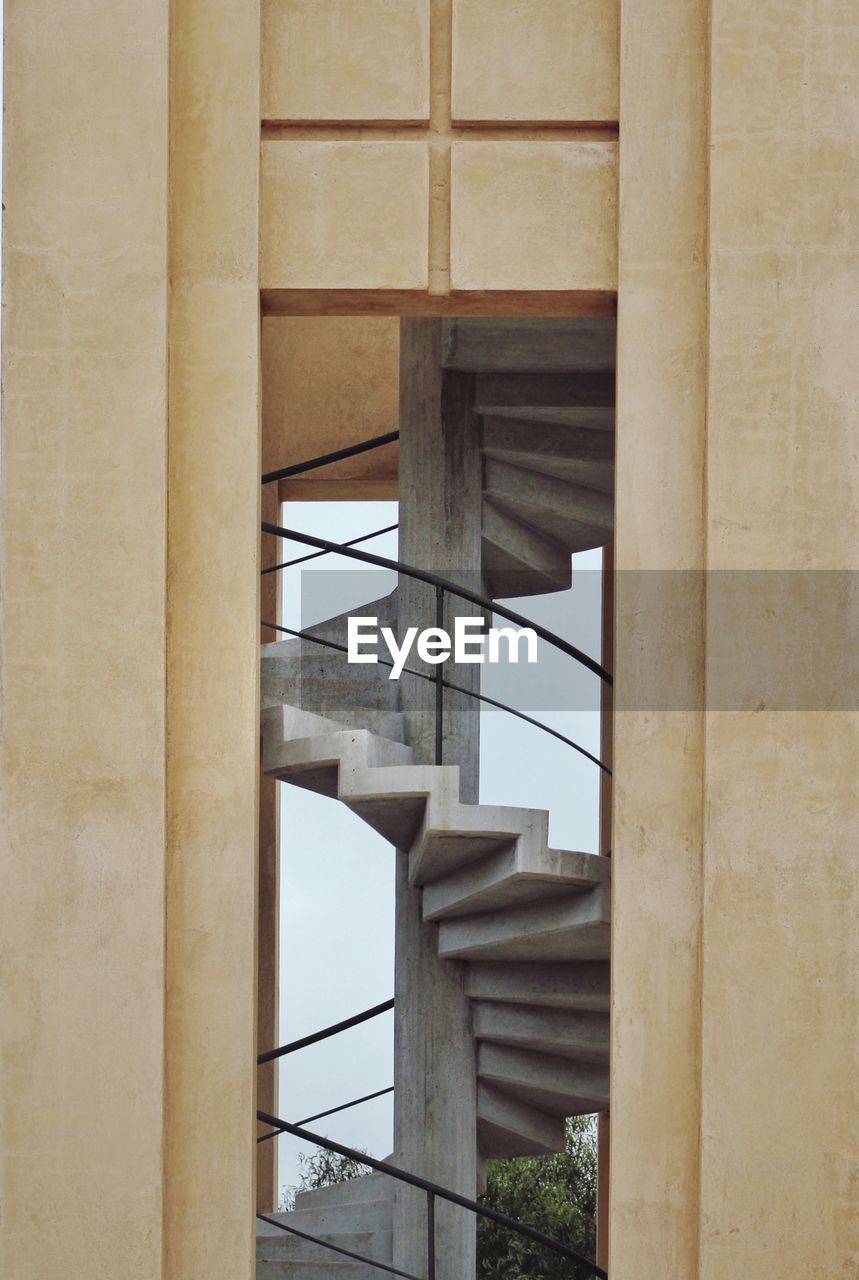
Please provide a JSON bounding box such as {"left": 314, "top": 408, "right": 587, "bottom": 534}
{"left": 257, "top": 319, "right": 614, "bottom": 1276}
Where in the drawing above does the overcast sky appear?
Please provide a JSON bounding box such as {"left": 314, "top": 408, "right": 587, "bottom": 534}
{"left": 273, "top": 502, "right": 603, "bottom": 1202}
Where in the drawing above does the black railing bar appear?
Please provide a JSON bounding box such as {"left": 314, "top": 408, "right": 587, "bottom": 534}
{"left": 257, "top": 1086, "right": 395, "bottom": 1144}
{"left": 258, "top": 1110, "right": 607, "bottom": 1279}
{"left": 257, "top": 1213, "right": 422, "bottom": 1280}
{"left": 262, "top": 431, "right": 400, "bottom": 486}
{"left": 261, "top": 521, "right": 611, "bottom": 686}
{"left": 257, "top": 998, "right": 394, "bottom": 1066}
{"left": 260, "top": 620, "right": 612, "bottom": 776}
{"left": 426, "top": 1191, "right": 436, "bottom": 1280}
{"left": 262, "top": 522, "right": 399, "bottom": 577}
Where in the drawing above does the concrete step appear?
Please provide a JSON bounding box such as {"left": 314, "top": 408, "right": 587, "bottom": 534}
{"left": 257, "top": 1173, "right": 395, "bottom": 1280}
{"left": 482, "top": 411, "right": 614, "bottom": 475}
{"left": 260, "top": 640, "right": 402, "bottom": 721}
{"left": 479, "top": 405, "right": 615, "bottom": 429}
{"left": 293, "top": 1172, "right": 393, "bottom": 1212}
{"left": 477, "top": 1083, "right": 566, "bottom": 1159}
{"left": 260, "top": 1199, "right": 392, "bottom": 1238}
{"left": 257, "top": 1260, "right": 388, "bottom": 1279}
{"left": 261, "top": 719, "right": 414, "bottom": 800}
{"left": 477, "top": 1042, "right": 609, "bottom": 1116}
{"left": 407, "top": 797, "right": 548, "bottom": 885}
{"left": 421, "top": 843, "right": 608, "bottom": 920}
{"left": 261, "top": 591, "right": 401, "bottom": 724}
{"left": 465, "top": 961, "right": 610, "bottom": 1012}
{"left": 482, "top": 500, "right": 572, "bottom": 600}
{"left": 474, "top": 371, "right": 614, "bottom": 414}
{"left": 483, "top": 459, "right": 613, "bottom": 553}
{"left": 472, "top": 1000, "right": 609, "bottom": 1065}
{"left": 341, "top": 763, "right": 459, "bottom": 851}
{"left": 257, "top": 1228, "right": 393, "bottom": 1266}
{"left": 441, "top": 317, "right": 616, "bottom": 374}
{"left": 437, "top": 885, "right": 610, "bottom": 963}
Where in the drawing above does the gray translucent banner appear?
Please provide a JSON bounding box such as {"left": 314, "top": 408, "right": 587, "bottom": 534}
{"left": 292, "top": 569, "right": 859, "bottom": 712}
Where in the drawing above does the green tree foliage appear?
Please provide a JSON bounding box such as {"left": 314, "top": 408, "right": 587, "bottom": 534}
{"left": 477, "top": 1115, "right": 597, "bottom": 1280}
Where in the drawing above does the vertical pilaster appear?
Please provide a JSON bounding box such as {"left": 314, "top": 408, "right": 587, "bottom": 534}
{"left": 697, "top": 3, "right": 859, "bottom": 1275}
{"left": 1, "top": 2, "right": 170, "bottom": 1276}
{"left": 163, "top": 1, "right": 261, "bottom": 1276}
{"left": 611, "top": 0, "right": 709, "bottom": 1274}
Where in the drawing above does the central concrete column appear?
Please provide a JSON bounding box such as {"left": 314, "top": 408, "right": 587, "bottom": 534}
{"left": 392, "top": 318, "right": 482, "bottom": 1279}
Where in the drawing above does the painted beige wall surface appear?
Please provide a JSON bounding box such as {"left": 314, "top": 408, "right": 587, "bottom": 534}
{"left": 699, "top": 1, "right": 859, "bottom": 1275}
{"left": 2, "top": 1, "right": 261, "bottom": 1278}
{"left": 163, "top": 0, "right": 261, "bottom": 1276}
{"left": 614, "top": 1, "right": 859, "bottom": 1277}
{"left": 3, "top": 0, "right": 858, "bottom": 1277}
{"left": 1, "top": 2, "right": 170, "bottom": 1276}
{"left": 611, "top": 0, "right": 708, "bottom": 1275}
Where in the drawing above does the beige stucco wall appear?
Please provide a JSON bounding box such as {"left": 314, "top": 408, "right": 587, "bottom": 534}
{"left": 1, "top": 2, "right": 261, "bottom": 1278}
{"left": 1, "top": 2, "right": 171, "bottom": 1275}
{"left": 163, "top": 0, "right": 261, "bottom": 1275}
{"left": 263, "top": 317, "right": 399, "bottom": 500}
{"left": 3, "top": 0, "right": 857, "bottom": 1277}
{"left": 697, "top": 2, "right": 859, "bottom": 1274}
{"left": 612, "top": 2, "right": 859, "bottom": 1277}
{"left": 611, "top": 0, "right": 708, "bottom": 1274}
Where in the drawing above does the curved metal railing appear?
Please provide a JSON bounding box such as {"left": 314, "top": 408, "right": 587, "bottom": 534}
{"left": 262, "top": 430, "right": 400, "bottom": 486}
{"left": 262, "top": 521, "right": 611, "bottom": 772}
{"left": 261, "top": 619, "right": 610, "bottom": 775}
{"left": 262, "top": 521, "right": 611, "bottom": 685}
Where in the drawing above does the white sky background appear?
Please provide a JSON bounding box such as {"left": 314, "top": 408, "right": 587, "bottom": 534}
{"left": 273, "top": 502, "right": 602, "bottom": 1203}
